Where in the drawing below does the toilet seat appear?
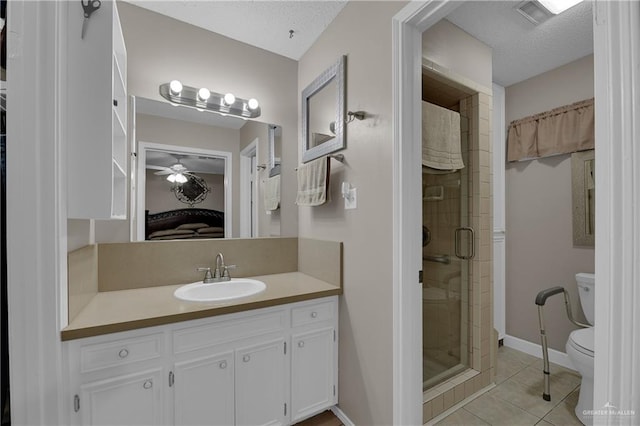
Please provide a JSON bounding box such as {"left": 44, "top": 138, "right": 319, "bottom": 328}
{"left": 568, "top": 327, "right": 594, "bottom": 357}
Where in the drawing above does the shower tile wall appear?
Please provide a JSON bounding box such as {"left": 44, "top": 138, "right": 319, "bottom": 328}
{"left": 423, "top": 83, "right": 494, "bottom": 423}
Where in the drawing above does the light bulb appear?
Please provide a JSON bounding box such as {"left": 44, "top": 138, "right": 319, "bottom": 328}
{"left": 169, "top": 80, "right": 183, "bottom": 95}
{"left": 223, "top": 93, "right": 236, "bottom": 106}
{"left": 247, "top": 98, "right": 259, "bottom": 111}
{"left": 166, "top": 174, "right": 177, "bottom": 183}
{"left": 175, "top": 173, "right": 188, "bottom": 184}
{"left": 198, "top": 88, "right": 211, "bottom": 101}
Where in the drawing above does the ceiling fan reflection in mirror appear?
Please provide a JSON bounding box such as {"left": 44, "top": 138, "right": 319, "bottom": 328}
{"left": 154, "top": 160, "right": 192, "bottom": 183}
{"left": 152, "top": 158, "right": 211, "bottom": 207}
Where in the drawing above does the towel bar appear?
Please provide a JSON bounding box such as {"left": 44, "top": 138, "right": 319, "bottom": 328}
{"left": 295, "top": 154, "right": 345, "bottom": 170}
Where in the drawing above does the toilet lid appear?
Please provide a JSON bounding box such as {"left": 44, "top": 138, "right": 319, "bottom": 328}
{"left": 569, "top": 327, "right": 594, "bottom": 356}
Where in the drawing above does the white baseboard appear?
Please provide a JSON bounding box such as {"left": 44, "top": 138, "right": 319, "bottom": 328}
{"left": 503, "top": 334, "right": 576, "bottom": 371}
{"left": 331, "top": 405, "right": 355, "bottom": 426}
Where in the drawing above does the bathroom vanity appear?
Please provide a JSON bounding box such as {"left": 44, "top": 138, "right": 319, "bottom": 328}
{"left": 63, "top": 238, "right": 343, "bottom": 425}
{"left": 64, "top": 295, "right": 338, "bottom": 425}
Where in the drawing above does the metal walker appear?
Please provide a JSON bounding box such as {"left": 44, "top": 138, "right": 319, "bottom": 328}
{"left": 535, "top": 286, "right": 589, "bottom": 401}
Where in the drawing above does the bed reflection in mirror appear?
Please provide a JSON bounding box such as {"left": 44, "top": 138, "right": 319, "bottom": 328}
{"left": 133, "top": 96, "right": 282, "bottom": 241}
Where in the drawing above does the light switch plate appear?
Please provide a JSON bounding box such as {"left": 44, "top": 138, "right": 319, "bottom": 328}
{"left": 345, "top": 188, "right": 357, "bottom": 209}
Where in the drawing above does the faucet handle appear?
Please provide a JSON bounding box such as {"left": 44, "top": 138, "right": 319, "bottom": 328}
{"left": 196, "top": 267, "right": 213, "bottom": 283}
{"left": 222, "top": 264, "right": 237, "bottom": 279}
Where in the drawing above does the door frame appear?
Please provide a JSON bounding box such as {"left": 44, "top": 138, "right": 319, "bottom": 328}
{"left": 239, "top": 139, "right": 258, "bottom": 238}
{"left": 391, "top": 0, "right": 640, "bottom": 423}
{"left": 136, "top": 142, "right": 232, "bottom": 240}
{"left": 391, "top": 2, "right": 462, "bottom": 423}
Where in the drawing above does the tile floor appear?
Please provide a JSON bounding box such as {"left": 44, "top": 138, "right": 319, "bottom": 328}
{"left": 433, "top": 345, "right": 583, "bottom": 425}
{"left": 296, "top": 346, "right": 583, "bottom": 426}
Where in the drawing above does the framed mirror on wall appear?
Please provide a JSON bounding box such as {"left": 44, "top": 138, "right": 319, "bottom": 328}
{"left": 571, "top": 149, "right": 595, "bottom": 246}
{"left": 131, "top": 96, "right": 282, "bottom": 241}
{"left": 301, "top": 55, "right": 346, "bottom": 163}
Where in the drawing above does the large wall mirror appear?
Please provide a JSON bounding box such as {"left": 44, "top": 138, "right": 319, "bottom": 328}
{"left": 571, "top": 149, "right": 595, "bottom": 247}
{"left": 132, "top": 96, "right": 281, "bottom": 241}
{"left": 301, "top": 55, "right": 346, "bottom": 163}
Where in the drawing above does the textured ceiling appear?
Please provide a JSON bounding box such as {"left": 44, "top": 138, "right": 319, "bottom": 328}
{"left": 446, "top": 0, "right": 593, "bottom": 87}
{"left": 123, "top": 0, "right": 348, "bottom": 60}
{"left": 125, "top": 0, "right": 593, "bottom": 89}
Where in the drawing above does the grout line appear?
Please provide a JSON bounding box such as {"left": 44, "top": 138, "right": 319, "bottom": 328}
{"left": 425, "top": 383, "right": 495, "bottom": 425}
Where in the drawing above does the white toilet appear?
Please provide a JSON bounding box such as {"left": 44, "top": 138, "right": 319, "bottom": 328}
{"left": 566, "top": 272, "right": 595, "bottom": 425}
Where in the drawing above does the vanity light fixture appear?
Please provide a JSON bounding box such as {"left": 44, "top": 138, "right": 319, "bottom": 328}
{"left": 159, "top": 82, "right": 261, "bottom": 119}
{"left": 247, "top": 98, "right": 260, "bottom": 111}
{"left": 169, "top": 80, "right": 183, "bottom": 95}
{"left": 198, "top": 88, "right": 211, "bottom": 101}
{"left": 223, "top": 93, "right": 236, "bottom": 106}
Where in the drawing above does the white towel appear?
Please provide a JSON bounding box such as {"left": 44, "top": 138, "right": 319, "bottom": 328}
{"left": 263, "top": 175, "right": 281, "bottom": 211}
{"left": 295, "top": 157, "right": 330, "bottom": 206}
{"left": 422, "top": 101, "right": 464, "bottom": 171}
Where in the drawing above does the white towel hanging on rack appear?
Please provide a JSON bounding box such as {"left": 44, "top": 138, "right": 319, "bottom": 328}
{"left": 422, "top": 101, "right": 464, "bottom": 171}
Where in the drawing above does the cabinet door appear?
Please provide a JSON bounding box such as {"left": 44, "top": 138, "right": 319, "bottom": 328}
{"left": 79, "top": 368, "right": 164, "bottom": 425}
{"left": 173, "top": 351, "right": 234, "bottom": 426}
{"left": 291, "top": 328, "right": 335, "bottom": 422}
{"left": 235, "top": 338, "right": 288, "bottom": 426}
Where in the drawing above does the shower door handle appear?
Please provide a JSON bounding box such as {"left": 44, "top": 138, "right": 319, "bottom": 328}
{"left": 454, "top": 227, "right": 475, "bottom": 260}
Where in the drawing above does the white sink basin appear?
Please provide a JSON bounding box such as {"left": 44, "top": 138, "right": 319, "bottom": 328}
{"left": 174, "top": 278, "right": 266, "bottom": 302}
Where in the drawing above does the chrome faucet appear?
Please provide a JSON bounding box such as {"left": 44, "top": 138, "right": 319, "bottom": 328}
{"left": 197, "top": 253, "right": 236, "bottom": 283}
{"left": 213, "top": 252, "right": 235, "bottom": 282}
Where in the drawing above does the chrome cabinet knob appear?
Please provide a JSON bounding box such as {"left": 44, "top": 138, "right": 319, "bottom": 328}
{"left": 143, "top": 380, "right": 153, "bottom": 389}
{"left": 118, "top": 349, "right": 129, "bottom": 359}
{"left": 310, "top": 311, "right": 318, "bottom": 318}
{"left": 298, "top": 341, "right": 305, "bottom": 348}
{"left": 243, "top": 355, "right": 250, "bottom": 363}
{"left": 220, "top": 361, "right": 227, "bottom": 369}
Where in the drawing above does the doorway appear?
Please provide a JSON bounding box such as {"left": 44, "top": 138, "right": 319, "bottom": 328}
{"left": 136, "top": 142, "right": 232, "bottom": 240}
{"left": 240, "top": 139, "right": 258, "bottom": 238}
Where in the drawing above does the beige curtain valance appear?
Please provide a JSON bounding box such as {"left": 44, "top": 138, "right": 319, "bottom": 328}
{"left": 507, "top": 98, "right": 594, "bottom": 162}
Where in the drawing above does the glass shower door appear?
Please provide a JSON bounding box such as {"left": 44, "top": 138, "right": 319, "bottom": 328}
{"left": 421, "top": 120, "right": 471, "bottom": 390}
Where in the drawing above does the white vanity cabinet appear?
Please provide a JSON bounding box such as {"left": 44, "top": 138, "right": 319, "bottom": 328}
{"left": 235, "top": 337, "right": 289, "bottom": 425}
{"left": 65, "top": 330, "right": 168, "bottom": 425}
{"left": 67, "top": 0, "right": 128, "bottom": 219}
{"left": 78, "top": 368, "right": 165, "bottom": 426}
{"left": 170, "top": 307, "right": 290, "bottom": 426}
{"left": 172, "top": 350, "right": 235, "bottom": 425}
{"left": 290, "top": 300, "right": 338, "bottom": 423}
{"left": 64, "top": 296, "right": 338, "bottom": 426}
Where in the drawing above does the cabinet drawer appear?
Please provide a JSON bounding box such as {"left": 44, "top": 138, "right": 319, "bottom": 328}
{"left": 292, "top": 300, "right": 336, "bottom": 327}
{"left": 173, "top": 310, "right": 287, "bottom": 354}
{"left": 80, "top": 333, "right": 163, "bottom": 374}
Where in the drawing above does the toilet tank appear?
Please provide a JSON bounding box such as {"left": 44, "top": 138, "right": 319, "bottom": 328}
{"left": 576, "top": 273, "right": 595, "bottom": 325}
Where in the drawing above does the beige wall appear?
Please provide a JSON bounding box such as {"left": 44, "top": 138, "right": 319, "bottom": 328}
{"left": 505, "top": 55, "right": 594, "bottom": 351}
{"left": 70, "top": 2, "right": 299, "bottom": 248}
{"left": 298, "top": 2, "right": 405, "bottom": 424}
{"left": 422, "top": 20, "right": 493, "bottom": 90}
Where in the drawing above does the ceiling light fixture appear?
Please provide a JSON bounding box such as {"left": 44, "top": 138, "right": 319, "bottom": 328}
{"left": 167, "top": 173, "right": 188, "bottom": 184}
{"left": 159, "top": 82, "right": 261, "bottom": 119}
{"left": 537, "top": 0, "right": 584, "bottom": 14}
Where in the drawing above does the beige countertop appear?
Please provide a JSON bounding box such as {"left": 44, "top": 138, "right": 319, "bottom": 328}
{"left": 62, "top": 272, "right": 342, "bottom": 341}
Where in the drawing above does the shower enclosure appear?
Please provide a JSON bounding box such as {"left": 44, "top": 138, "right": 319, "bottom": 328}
{"left": 421, "top": 70, "right": 475, "bottom": 390}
